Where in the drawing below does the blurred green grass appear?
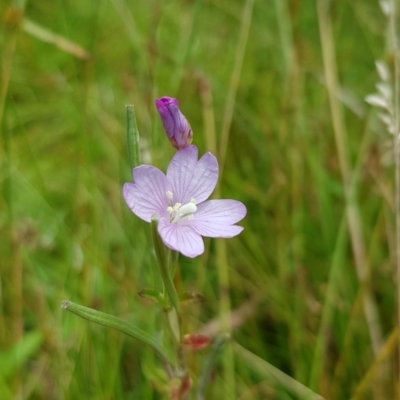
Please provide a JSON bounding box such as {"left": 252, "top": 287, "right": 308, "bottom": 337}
{"left": 0, "top": 0, "right": 396, "bottom": 399}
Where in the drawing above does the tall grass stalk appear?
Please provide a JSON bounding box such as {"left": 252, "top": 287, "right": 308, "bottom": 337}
{"left": 234, "top": 343, "right": 324, "bottom": 400}
{"left": 390, "top": 0, "right": 400, "bottom": 388}
{"left": 109, "top": 0, "right": 147, "bottom": 71}
{"left": 316, "top": 0, "right": 382, "bottom": 367}
{"left": 218, "top": 0, "right": 255, "bottom": 177}
{"left": 215, "top": 0, "right": 255, "bottom": 397}
{"left": 349, "top": 327, "right": 398, "bottom": 400}
{"left": 1, "top": 2, "right": 26, "bottom": 396}
{"left": 309, "top": 216, "right": 347, "bottom": 392}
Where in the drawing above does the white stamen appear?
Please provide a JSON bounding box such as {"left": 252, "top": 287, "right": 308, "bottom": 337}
{"left": 167, "top": 206, "right": 174, "bottom": 214}
{"left": 173, "top": 203, "right": 181, "bottom": 211}
{"left": 190, "top": 198, "right": 197, "bottom": 204}
{"left": 166, "top": 190, "right": 173, "bottom": 200}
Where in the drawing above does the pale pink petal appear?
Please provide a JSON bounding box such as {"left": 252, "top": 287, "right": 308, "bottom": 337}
{"left": 189, "top": 200, "right": 246, "bottom": 238}
{"left": 158, "top": 219, "right": 204, "bottom": 258}
{"left": 123, "top": 142, "right": 246, "bottom": 258}
{"left": 123, "top": 165, "right": 170, "bottom": 222}
{"left": 167, "top": 146, "right": 218, "bottom": 204}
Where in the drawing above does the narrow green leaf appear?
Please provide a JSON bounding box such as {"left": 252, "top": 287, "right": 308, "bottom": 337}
{"left": 126, "top": 104, "right": 141, "bottom": 171}
{"left": 22, "top": 18, "right": 91, "bottom": 60}
{"left": 0, "top": 331, "right": 43, "bottom": 378}
{"left": 61, "top": 300, "right": 173, "bottom": 365}
{"left": 0, "top": 331, "right": 43, "bottom": 377}
{"left": 233, "top": 343, "right": 324, "bottom": 400}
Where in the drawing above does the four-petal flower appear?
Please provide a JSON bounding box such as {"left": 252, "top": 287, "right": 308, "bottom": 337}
{"left": 123, "top": 145, "right": 246, "bottom": 258}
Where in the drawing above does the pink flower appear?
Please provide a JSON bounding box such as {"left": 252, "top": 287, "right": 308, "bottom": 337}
{"left": 155, "top": 97, "right": 193, "bottom": 150}
{"left": 123, "top": 145, "right": 246, "bottom": 258}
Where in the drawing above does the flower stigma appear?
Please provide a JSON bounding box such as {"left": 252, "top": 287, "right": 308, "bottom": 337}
{"left": 166, "top": 192, "right": 197, "bottom": 224}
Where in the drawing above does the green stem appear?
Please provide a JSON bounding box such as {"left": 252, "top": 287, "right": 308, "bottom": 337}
{"left": 169, "top": 249, "right": 179, "bottom": 278}
{"left": 61, "top": 300, "right": 173, "bottom": 365}
{"left": 151, "top": 215, "right": 180, "bottom": 316}
{"left": 150, "top": 216, "right": 189, "bottom": 394}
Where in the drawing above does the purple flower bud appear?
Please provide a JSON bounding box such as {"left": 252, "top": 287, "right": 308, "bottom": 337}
{"left": 155, "top": 97, "right": 193, "bottom": 150}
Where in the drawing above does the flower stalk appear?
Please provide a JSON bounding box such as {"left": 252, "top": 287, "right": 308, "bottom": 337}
{"left": 151, "top": 215, "right": 181, "bottom": 317}
{"left": 151, "top": 215, "right": 191, "bottom": 399}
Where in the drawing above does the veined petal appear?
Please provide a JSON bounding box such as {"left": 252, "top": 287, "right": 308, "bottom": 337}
{"left": 189, "top": 199, "right": 246, "bottom": 238}
{"left": 158, "top": 219, "right": 204, "bottom": 258}
{"left": 191, "top": 223, "right": 243, "bottom": 238}
{"left": 195, "top": 200, "right": 247, "bottom": 224}
{"left": 167, "top": 146, "right": 218, "bottom": 204}
{"left": 166, "top": 145, "right": 198, "bottom": 202}
{"left": 123, "top": 165, "right": 170, "bottom": 222}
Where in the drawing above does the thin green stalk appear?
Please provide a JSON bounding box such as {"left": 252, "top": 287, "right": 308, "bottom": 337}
{"left": 21, "top": 18, "right": 90, "bottom": 59}
{"left": 126, "top": 105, "right": 141, "bottom": 172}
{"left": 316, "top": 0, "right": 382, "bottom": 356}
{"left": 349, "top": 328, "right": 399, "bottom": 400}
{"left": 274, "top": 0, "right": 308, "bottom": 383}
{"left": 198, "top": 75, "right": 217, "bottom": 156}
{"left": 219, "top": 0, "right": 255, "bottom": 177}
{"left": 151, "top": 216, "right": 180, "bottom": 317}
{"left": 234, "top": 343, "right": 324, "bottom": 400}
{"left": 215, "top": 239, "right": 235, "bottom": 399}
{"left": 273, "top": 0, "right": 295, "bottom": 78}
{"left": 168, "top": 0, "right": 202, "bottom": 94}
{"left": 150, "top": 217, "right": 190, "bottom": 397}
{"left": 109, "top": 0, "right": 147, "bottom": 71}
{"left": 168, "top": 248, "right": 179, "bottom": 279}
{"left": 201, "top": 83, "right": 233, "bottom": 395}
{"left": 0, "top": 1, "right": 27, "bottom": 125}
{"left": 1, "top": 3, "right": 26, "bottom": 394}
{"left": 309, "top": 108, "right": 376, "bottom": 391}
{"left": 389, "top": 0, "right": 400, "bottom": 387}
{"left": 61, "top": 300, "right": 173, "bottom": 365}
{"left": 0, "top": 17, "right": 17, "bottom": 131}
{"left": 309, "top": 216, "right": 347, "bottom": 390}
{"left": 214, "top": 2, "right": 255, "bottom": 396}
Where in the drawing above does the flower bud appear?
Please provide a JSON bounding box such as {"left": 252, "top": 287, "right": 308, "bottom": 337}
{"left": 155, "top": 97, "right": 193, "bottom": 150}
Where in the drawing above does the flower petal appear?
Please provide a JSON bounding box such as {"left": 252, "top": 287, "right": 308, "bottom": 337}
{"left": 123, "top": 165, "right": 170, "bottom": 222}
{"left": 167, "top": 145, "right": 218, "bottom": 204}
{"left": 158, "top": 219, "right": 204, "bottom": 258}
{"left": 189, "top": 199, "right": 246, "bottom": 238}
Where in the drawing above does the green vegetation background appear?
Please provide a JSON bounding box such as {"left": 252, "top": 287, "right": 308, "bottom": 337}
{"left": 0, "top": 0, "right": 396, "bottom": 399}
